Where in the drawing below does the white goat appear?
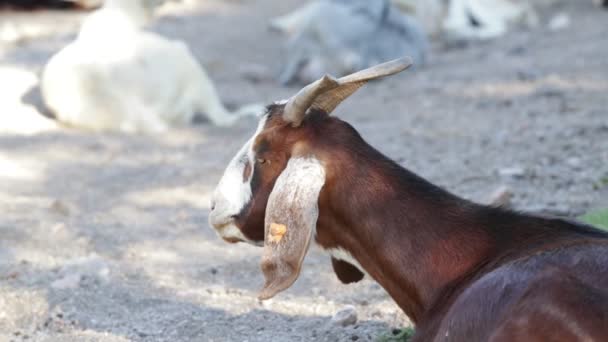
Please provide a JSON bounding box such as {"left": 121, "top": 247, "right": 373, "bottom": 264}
{"left": 274, "top": 0, "right": 540, "bottom": 46}
{"left": 442, "top": 0, "right": 538, "bottom": 40}
{"left": 271, "top": 0, "right": 429, "bottom": 85}
{"left": 396, "top": 0, "right": 541, "bottom": 41}
{"left": 42, "top": 0, "right": 260, "bottom": 133}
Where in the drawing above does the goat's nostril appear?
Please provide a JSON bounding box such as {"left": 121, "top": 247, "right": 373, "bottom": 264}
{"left": 210, "top": 199, "right": 216, "bottom": 211}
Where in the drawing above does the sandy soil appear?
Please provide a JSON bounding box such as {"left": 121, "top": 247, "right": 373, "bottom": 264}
{"left": 0, "top": 1, "right": 607, "bottom": 341}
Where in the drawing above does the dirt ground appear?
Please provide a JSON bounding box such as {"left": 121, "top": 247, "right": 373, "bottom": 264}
{"left": 0, "top": 0, "right": 607, "bottom": 341}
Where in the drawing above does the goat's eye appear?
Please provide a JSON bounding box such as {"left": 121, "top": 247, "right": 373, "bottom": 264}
{"left": 257, "top": 158, "right": 267, "bottom": 165}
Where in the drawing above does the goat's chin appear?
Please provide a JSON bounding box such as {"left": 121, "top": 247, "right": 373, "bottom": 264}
{"left": 221, "top": 236, "right": 243, "bottom": 244}
{"left": 214, "top": 223, "right": 264, "bottom": 247}
{"left": 221, "top": 237, "right": 264, "bottom": 247}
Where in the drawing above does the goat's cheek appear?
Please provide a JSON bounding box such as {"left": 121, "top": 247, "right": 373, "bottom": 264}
{"left": 234, "top": 168, "right": 266, "bottom": 241}
{"left": 235, "top": 197, "right": 266, "bottom": 242}
{"left": 242, "top": 160, "right": 252, "bottom": 182}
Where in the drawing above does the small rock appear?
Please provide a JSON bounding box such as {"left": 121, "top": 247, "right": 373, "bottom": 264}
{"left": 50, "top": 200, "right": 70, "bottom": 216}
{"left": 548, "top": 13, "right": 570, "bottom": 31}
{"left": 486, "top": 186, "right": 513, "bottom": 207}
{"left": 566, "top": 157, "right": 582, "bottom": 169}
{"left": 507, "top": 45, "right": 527, "bottom": 56}
{"left": 516, "top": 69, "right": 540, "bottom": 81}
{"left": 51, "top": 222, "right": 67, "bottom": 234}
{"left": 498, "top": 167, "right": 526, "bottom": 178}
{"left": 534, "top": 86, "right": 564, "bottom": 98}
{"left": 332, "top": 305, "right": 357, "bottom": 327}
{"left": 355, "top": 298, "right": 369, "bottom": 306}
{"left": 52, "top": 254, "right": 110, "bottom": 290}
{"left": 2, "top": 271, "right": 19, "bottom": 280}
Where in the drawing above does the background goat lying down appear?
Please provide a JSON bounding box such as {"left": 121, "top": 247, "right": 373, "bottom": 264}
{"left": 209, "top": 58, "right": 608, "bottom": 341}
{"left": 41, "top": 0, "right": 260, "bottom": 133}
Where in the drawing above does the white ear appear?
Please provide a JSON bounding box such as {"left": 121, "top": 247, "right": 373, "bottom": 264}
{"left": 258, "top": 157, "right": 326, "bottom": 300}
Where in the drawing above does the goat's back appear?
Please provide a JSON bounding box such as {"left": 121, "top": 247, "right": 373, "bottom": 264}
{"left": 421, "top": 235, "right": 608, "bottom": 342}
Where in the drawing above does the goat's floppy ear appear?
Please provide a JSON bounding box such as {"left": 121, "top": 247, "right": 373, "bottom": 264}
{"left": 258, "top": 157, "right": 326, "bottom": 300}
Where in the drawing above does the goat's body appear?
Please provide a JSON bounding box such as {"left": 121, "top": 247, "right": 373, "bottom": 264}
{"left": 274, "top": 0, "right": 428, "bottom": 85}
{"left": 419, "top": 239, "right": 608, "bottom": 341}
{"left": 43, "top": 31, "right": 228, "bottom": 132}
{"left": 442, "top": 0, "right": 538, "bottom": 41}
{"left": 41, "top": 1, "right": 247, "bottom": 132}
{"left": 209, "top": 58, "right": 608, "bottom": 341}
{"left": 306, "top": 112, "right": 608, "bottom": 341}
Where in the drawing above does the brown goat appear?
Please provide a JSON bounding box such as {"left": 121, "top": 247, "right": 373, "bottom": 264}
{"left": 209, "top": 57, "right": 608, "bottom": 341}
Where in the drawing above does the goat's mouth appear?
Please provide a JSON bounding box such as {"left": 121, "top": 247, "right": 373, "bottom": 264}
{"left": 209, "top": 214, "right": 247, "bottom": 243}
{"left": 221, "top": 235, "right": 242, "bottom": 244}
{"left": 208, "top": 208, "right": 236, "bottom": 229}
{"left": 213, "top": 222, "right": 245, "bottom": 244}
{"left": 209, "top": 211, "right": 263, "bottom": 246}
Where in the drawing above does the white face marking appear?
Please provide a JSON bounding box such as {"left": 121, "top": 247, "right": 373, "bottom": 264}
{"left": 209, "top": 114, "right": 268, "bottom": 242}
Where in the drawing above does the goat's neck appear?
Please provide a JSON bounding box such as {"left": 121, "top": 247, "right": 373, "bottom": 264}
{"left": 319, "top": 147, "right": 498, "bottom": 322}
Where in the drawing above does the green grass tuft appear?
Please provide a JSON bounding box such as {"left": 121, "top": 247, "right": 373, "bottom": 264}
{"left": 592, "top": 175, "right": 608, "bottom": 190}
{"left": 580, "top": 208, "right": 608, "bottom": 231}
{"left": 376, "top": 327, "right": 415, "bottom": 342}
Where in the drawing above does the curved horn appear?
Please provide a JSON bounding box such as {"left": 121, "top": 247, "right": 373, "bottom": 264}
{"left": 312, "top": 57, "right": 413, "bottom": 114}
{"left": 283, "top": 75, "right": 339, "bottom": 127}
{"left": 283, "top": 57, "right": 413, "bottom": 126}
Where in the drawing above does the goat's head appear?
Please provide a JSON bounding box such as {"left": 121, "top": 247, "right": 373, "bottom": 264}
{"left": 209, "top": 57, "right": 412, "bottom": 299}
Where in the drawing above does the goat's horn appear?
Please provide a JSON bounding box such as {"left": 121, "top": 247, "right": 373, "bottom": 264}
{"left": 283, "top": 75, "right": 340, "bottom": 127}
{"left": 338, "top": 56, "right": 413, "bottom": 83}
{"left": 283, "top": 57, "right": 413, "bottom": 126}
{"left": 311, "top": 57, "right": 413, "bottom": 115}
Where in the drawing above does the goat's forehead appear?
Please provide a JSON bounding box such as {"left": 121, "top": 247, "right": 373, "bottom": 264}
{"left": 253, "top": 112, "right": 271, "bottom": 140}
{"left": 233, "top": 112, "right": 270, "bottom": 159}
{"left": 233, "top": 101, "right": 289, "bottom": 161}
{"left": 249, "top": 104, "right": 286, "bottom": 138}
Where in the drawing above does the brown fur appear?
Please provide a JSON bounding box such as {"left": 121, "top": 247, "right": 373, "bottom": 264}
{"left": 331, "top": 257, "right": 365, "bottom": 284}
{"left": 229, "top": 104, "right": 608, "bottom": 341}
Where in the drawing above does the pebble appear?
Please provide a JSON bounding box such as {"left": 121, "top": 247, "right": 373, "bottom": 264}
{"left": 331, "top": 305, "right": 357, "bottom": 327}
{"left": 534, "top": 86, "right": 564, "bottom": 98}
{"left": 50, "top": 199, "right": 71, "bottom": 216}
{"left": 486, "top": 186, "right": 513, "bottom": 207}
{"left": 548, "top": 13, "right": 571, "bottom": 31}
{"left": 498, "top": 167, "right": 526, "bottom": 178}
{"left": 516, "top": 69, "right": 540, "bottom": 81}
{"left": 51, "top": 254, "right": 110, "bottom": 290}
{"left": 566, "top": 157, "right": 582, "bottom": 169}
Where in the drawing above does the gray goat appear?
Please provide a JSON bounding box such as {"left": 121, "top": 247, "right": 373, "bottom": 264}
{"left": 273, "top": 0, "right": 429, "bottom": 85}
